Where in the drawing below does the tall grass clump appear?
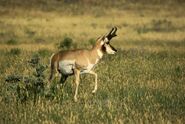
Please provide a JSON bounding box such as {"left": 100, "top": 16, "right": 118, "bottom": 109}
{"left": 6, "top": 39, "right": 18, "bottom": 45}
{"left": 37, "top": 49, "right": 51, "bottom": 58}
{"left": 8, "top": 48, "right": 21, "bottom": 56}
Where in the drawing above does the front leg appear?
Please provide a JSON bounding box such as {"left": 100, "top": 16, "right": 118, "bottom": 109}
{"left": 89, "top": 71, "right": 98, "bottom": 94}
{"left": 74, "top": 69, "right": 80, "bottom": 102}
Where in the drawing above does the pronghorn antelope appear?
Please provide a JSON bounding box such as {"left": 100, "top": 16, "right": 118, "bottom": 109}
{"left": 49, "top": 27, "right": 118, "bottom": 102}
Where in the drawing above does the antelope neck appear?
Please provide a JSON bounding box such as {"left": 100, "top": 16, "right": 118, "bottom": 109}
{"left": 91, "top": 47, "right": 104, "bottom": 60}
{"left": 97, "top": 49, "right": 103, "bottom": 59}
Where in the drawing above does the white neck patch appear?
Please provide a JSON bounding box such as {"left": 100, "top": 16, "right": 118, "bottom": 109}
{"left": 97, "top": 49, "right": 103, "bottom": 58}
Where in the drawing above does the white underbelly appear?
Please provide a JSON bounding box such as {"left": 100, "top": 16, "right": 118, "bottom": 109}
{"left": 80, "top": 64, "right": 95, "bottom": 74}
{"left": 59, "top": 60, "right": 75, "bottom": 75}
{"left": 59, "top": 60, "right": 97, "bottom": 75}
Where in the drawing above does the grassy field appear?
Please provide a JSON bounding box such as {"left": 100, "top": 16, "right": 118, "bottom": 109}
{"left": 0, "top": 0, "right": 185, "bottom": 123}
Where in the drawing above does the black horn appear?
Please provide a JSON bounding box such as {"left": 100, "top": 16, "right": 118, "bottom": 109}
{"left": 106, "top": 27, "right": 117, "bottom": 40}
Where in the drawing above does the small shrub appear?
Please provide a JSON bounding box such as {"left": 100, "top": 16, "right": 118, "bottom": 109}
{"left": 58, "top": 37, "right": 73, "bottom": 49}
{"left": 88, "top": 38, "right": 96, "bottom": 46}
{"left": 6, "top": 39, "right": 18, "bottom": 45}
{"left": 38, "top": 49, "right": 51, "bottom": 57}
{"left": 5, "top": 54, "right": 47, "bottom": 103}
{"left": 28, "top": 54, "right": 40, "bottom": 67}
{"left": 5, "top": 75, "right": 22, "bottom": 83}
{"left": 9, "top": 48, "right": 21, "bottom": 55}
{"left": 137, "top": 19, "right": 174, "bottom": 34}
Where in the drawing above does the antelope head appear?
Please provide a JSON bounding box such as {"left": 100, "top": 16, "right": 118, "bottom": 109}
{"left": 99, "top": 27, "right": 118, "bottom": 54}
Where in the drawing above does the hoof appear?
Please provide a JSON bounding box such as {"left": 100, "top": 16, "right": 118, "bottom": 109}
{"left": 92, "top": 90, "right": 97, "bottom": 94}
{"left": 74, "top": 97, "right": 78, "bottom": 102}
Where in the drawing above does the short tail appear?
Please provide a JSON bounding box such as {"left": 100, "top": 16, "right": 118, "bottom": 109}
{"left": 49, "top": 53, "right": 56, "bottom": 82}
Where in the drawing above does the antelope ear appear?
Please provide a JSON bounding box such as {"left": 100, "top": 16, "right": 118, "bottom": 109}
{"left": 98, "top": 36, "right": 108, "bottom": 43}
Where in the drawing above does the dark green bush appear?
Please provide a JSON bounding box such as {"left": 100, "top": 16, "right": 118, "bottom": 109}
{"left": 5, "top": 54, "right": 47, "bottom": 103}
{"left": 88, "top": 38, "right": 96, "bottom": 46}
{"left": 28, "top": 54, "right": 40, "bottom": 67}
{"left": 58, "top": 37, "right": 73, "bottom": 49}
{"left": 5, "top": 75, "right": 22, "bottom": 83}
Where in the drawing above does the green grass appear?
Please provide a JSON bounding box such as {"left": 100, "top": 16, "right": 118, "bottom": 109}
{"left": 0, "top": 48, "right": 184, "bottom": 123}
{"left": 0, "top": 0, "right": 185, "bottom": 123}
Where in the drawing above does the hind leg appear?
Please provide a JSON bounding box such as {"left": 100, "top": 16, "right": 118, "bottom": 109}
{"left": 60, "top": 74, "right": 68, "bottom": 84}
{"left": 57, "top": 69, "right": 68, "bottom": 84}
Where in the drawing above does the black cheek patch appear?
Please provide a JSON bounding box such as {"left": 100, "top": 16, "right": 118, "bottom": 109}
{"left": 101, "top": 45, "right": 106, "bottom": 53}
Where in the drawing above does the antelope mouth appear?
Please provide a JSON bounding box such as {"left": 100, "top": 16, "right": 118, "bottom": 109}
{"left": 110, "top": 44, "right": 117, "bottom": 53}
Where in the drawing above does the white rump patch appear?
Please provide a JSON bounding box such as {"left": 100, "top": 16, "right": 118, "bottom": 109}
{"left": 59, "top": 60, "right": 75, "bottom": 75}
